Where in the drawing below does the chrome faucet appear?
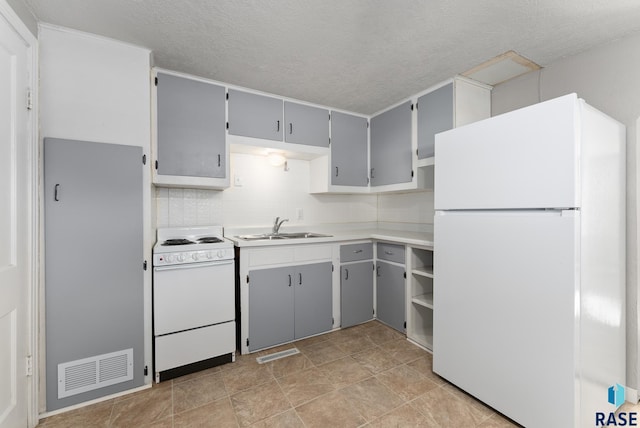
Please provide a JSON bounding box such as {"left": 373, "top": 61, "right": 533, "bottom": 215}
{"left": 272, "top": 217, "right": 289, "bottom": 235}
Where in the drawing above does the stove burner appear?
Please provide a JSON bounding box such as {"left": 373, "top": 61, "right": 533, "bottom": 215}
{"left": 197, "top": 237, "right": 223, "bottom": 244}
{"left": 162, "top": 238, "right": 195, "bottom": 246}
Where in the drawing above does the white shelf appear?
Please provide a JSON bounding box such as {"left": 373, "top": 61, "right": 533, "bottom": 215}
{"left": 416, "top": 156, "right": 435, "bottom": 168}
{"left": 412, "top": 293, "right": 434, "bottom": 309}
{"left": 412, "top": 266, "right": 434, "bottom": 278}
{"left": 407, "top": 245, "right": 434, "bottom": 354}
{"left": 408, "top": 329, "right": 433, "bottom": 351}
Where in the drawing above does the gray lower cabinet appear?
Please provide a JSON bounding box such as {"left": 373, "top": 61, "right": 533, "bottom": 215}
{"left": 330, "top": 111, "right": 369, "bottom": 187}
{"left": 284, "top": 101, "right": 329, "bottom": 147}
{"left": 376, "top": 261, "right": 406, "bottom": 333}
{"left": 294, "top": 263, "right": 333, "bottom": 338}
{"left": 370, "top": 101, "right": 413, "bottom": 186}
{"left": 228, "top": 89, "right": 283, "bottom": 141}
{"left": 156, "top": 72, "right": 226, "bottom": 178}
{"left": 417, "top": 83, "right": 453, "bottom": 159}
{"left": 247, "top": 266, "right": 295, "bottom": 351}
{"left": 341, "top": 261, "right": 374, "bottom": 328}
{"left": 44, "top": 138, "right": 144, "bottom": 411}
{"left": 248, "top": 262, "right": 332, "bottom": 351}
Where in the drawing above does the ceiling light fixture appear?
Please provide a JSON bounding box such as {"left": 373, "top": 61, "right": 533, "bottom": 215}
{"left": 266, "top": 152, "right": 289, "bottom": 171}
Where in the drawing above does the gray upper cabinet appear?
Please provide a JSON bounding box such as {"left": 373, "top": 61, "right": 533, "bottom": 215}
{"left": 417, "top": 83, "right": 453, "bottom": 159}
{"left": 156, "top": 72, "right": 226, "bottom": 179}
{"left": 228, "top": 89, "right": 283, "bottom": 141}
{"left": 330, "top": 111, "right": 369, "bottom": 186}
{"left": 370, "top": 101, "right": 413, "bottom": 186}
{"left": 284, "top": 101, "right": 329, "bottom": 147}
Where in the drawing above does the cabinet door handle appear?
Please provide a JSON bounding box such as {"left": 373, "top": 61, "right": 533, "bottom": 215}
{"left": 344, "top": 268, "right": 349, "bottom": 280}
{"left": 384, "top": 250, "right": 393, "bottom": 255}
{"left": 289, "top": 123, "right": 293, "bottom": 134}
{"left": 370, "top": 168, "right": 375, "bottom": 179}
{"left": 217, "top": 154, "right": 221, "bottom": 167}
{"left": 276, "top": 120, "right": 280, "bottom": 132}
{"left": 376, "top": 265, "right": 381, "bottom": 277}
{"left": 353, "top": 249, "right": 363, "bottom": 254}
{"left": 299, "top": 272, "right": 302, "bottom": 285}
{"left": 288, "top": 274, "right": 292, "bottom": 287}
{"left": 335, "top": 166, "right": 339, "bottom": 177}
{"left": 54, "top": 184, "right": 60, "bottom": 201}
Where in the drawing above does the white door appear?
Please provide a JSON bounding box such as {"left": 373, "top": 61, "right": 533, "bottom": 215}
{"left": 0, "top": 7, "right": 33, "bottom": 428}
{"left": 434, "top": 93, "right": 580, "bottom": 210}
{"left": 433, "top": 210, "right": 578, "bottom": 427}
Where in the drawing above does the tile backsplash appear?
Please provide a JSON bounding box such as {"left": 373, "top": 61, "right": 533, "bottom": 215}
{"left": 155, "top": 153, "right": 434, "bottom": 228}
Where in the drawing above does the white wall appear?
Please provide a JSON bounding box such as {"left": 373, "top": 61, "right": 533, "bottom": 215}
{"left": 38, "top": 25, "right": 154, "bottom": 407}
{"left": 377, "top": 191, "right": 434, "bottom": 225}
{"left": 156, "top": 153, "right": 436, "bottom": 230}
{"left": 157, "top": 153, "right": 378, "bottom": 229}
{"left": 492, "top": 31, "right": 640, "bottom": 391}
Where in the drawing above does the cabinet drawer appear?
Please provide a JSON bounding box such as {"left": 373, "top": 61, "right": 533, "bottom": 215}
{"left": 377, "top": 242, "right": 405, "bottom": 264}
{"left": 340, "top": 243, "right": 373, "bottom": 262}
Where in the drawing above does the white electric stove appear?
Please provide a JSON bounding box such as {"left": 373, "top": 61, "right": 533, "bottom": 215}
{"left": 152, "top": 226, "right": 236, "bottom": 382}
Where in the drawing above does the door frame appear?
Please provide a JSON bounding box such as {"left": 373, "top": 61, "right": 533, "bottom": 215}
{"left": 0, "top": 1, "right": 39, "bottom": 426}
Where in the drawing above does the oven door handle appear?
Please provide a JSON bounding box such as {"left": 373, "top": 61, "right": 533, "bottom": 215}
{"left": 153, "top": 260, "right": 233, "bottom": 272}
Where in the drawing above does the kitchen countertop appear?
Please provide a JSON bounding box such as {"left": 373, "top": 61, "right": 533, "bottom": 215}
{"left": 225, "top": 224, "right": 434, "bottom": 248}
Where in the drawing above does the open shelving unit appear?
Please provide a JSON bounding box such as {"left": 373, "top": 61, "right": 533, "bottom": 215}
{"left": 407, "top": 245, "right": 434, "bottom": 351}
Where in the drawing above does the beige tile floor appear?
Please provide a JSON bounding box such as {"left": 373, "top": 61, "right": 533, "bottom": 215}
{"left": 38, "top": 321, "right": 523, "bottom": 427}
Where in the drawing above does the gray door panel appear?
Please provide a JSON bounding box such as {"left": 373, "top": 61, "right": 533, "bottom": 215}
{"left": 248, "top": 266, "right": 294, "bottom": 351}
{"left": 377, "top": 242, "right": 405, "bottom": 264}
{"left": 370, "top": 101, "right": 413, "bottom": 186}
{"left": 340, "top": 242, "right": 373, "bottom": 263}
{"left": 44, "top": 138, "right": 144, "bottom": 411}
{"left": 331, "top": 111, "right": 368, "bottom": 186}
{"left": 228, "top": 89, "right": 283, "bottom": 141}
{"left": 156, "top": 72, "right": 226, "bottom": 178}
{"left": 294, "top": 262, "right": 333, "bottom": 339}
{"left": 284, "top": 101, "right": 329, "bottom": 147}
{"left": 376, "top": 261, "right": 406, "bottom": 332}
{"left": 341, "top": 262, "right": 374, "bottom": 328}
{"left": 417, "top": 83, "right": 453, "bottom": 159}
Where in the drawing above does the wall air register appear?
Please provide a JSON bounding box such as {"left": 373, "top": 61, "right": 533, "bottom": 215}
{"left": 57, "top": 348, "right": 133, "bottom": 399}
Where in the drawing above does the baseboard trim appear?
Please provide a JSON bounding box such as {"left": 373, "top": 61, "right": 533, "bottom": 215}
{"left": 38, "top": 383, "right": 151, "bottom": 420}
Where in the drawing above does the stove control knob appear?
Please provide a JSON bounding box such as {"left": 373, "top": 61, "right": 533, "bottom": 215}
{"left": 217, "top": 250, "right": 224, "bottom": 259}
{"left": 206, "top": 252, "right": 214, "bottom": 259}
{"left": 192, "top": 253, "right": 199, "bottom": 261}
{"left": 177, "top": 254, "right": 185, "bottom": 262}
{"left": 165, "top": 254, "right": 174, "bottom": 263}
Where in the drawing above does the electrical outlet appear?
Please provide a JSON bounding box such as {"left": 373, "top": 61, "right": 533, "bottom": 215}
{"left": 296, "top": 208, "right": 304, "bottom": 220}
{"left": 234, "top": 175, "right": 243, "bottom": 187}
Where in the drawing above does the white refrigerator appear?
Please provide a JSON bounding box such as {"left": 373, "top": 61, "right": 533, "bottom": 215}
{"left": 433, "top": 94, "right": 626, "bottom": 427}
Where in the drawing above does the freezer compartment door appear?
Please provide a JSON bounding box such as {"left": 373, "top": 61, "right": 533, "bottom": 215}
{"left": 433, "top": 210, "right": 578, "bottom": 427}
{"left": 435, "top": 94, "right": 579, "bottom": 210}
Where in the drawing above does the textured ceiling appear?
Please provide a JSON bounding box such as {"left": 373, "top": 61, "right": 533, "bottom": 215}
{"left": 20, "top": 0, "right": 640, "bottom": 114}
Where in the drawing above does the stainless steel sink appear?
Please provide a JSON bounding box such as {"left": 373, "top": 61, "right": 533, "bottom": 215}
{"left": 278, "top": 232, "right": 332, "bottom": 239}
{"left": 235, "top": 232, "right": 332, "bottom": 241}
{"left": 235, "top": 234, "right": 287, "bottom": 241}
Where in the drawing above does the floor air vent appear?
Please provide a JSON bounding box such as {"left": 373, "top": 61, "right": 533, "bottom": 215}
{"left": 255, "top": 348, "right": 300, "bottom": 364}
{"left": 58, "top": 348, "right": 133, "bottom": 398}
